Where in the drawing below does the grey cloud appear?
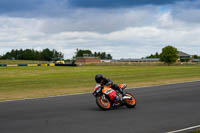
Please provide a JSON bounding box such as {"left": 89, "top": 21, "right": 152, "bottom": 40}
{"left": 0, "top": 0, "right": 69, "bottom": 17}
{"left": 0, "top": 0, "right": 195, "bottom": 17}
{"left": 68, "top": 0, "right": 191, "bottom": 8}
{"left": 41, "top": 7, "right": 159, "bottom": 33}
{"left": 171, "top": 0, "right": 200, "bottom": 23}
{"left": 0, "top": 0, "right": 43, "bottom": 13}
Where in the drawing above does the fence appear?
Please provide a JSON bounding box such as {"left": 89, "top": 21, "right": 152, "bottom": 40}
{"left": 0, "top": 64, "right": 77, "bottom": 67}
{"left": 0, "top": 64, "right": 55, "bottom": 67}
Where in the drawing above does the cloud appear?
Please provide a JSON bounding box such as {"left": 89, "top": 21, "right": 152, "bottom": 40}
{"left": 0, "top": 0, "right": 200, "bottom": 59}
{"left": 68, "top": 0, "right": 188, "bottom": 8}
{"left": 0, "top": 0, "right": 194, "bottom": 17}
{"left": 1, "top": 10, "right": 200, "bottom": 59}
{"left": 40, "top": 7, "right": 159, "bottom": 33}
{"left": 0, "top": 0, "right": 43, "bottom": 13}
{"left": 0, "top": 0, "right": 69, "bottom": 17}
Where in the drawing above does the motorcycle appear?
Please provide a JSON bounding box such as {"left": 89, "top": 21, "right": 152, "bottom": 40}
{"left": 92, "top": 84, "right": 136, "bottom": 110}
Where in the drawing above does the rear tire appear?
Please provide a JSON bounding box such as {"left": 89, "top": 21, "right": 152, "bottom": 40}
{"left": 96, "top": 95, "right": 111, "bottom": 110}
{"left": 124, "top": 93, "right": 136, "bottom": 108}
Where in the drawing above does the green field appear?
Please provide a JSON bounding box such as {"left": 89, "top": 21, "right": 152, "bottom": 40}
{"left": 0, "top": 65, "right": 200, "bottom": 101}
{"left": 192, "top": 129, "right": 200, "bottom": 133}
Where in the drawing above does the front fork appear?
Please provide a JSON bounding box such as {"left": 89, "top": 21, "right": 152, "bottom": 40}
{"left": 101, "top": 94, "right": 108, "bottom": 102}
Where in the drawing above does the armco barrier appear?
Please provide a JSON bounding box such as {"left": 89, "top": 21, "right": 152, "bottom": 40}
{"left": 18, "top": 64, "right": 27, "bottom": 66}
{"left": 28, "top": 64, "right": 38, "bottom": 67}
{"left": 0, "top": 63, "right": 77, "bottom": 67}
{"left": 49, "top": 64, "right": 55, "bottom": 67}
{"left": 55, "top": 64, "right": 77, "bottom": 66}
{"left": 7, "top": 64, "right": 18, "bottom": 67}
{"left": 41, "top": 64, "right": 48, "bottom": 67}
{"left": 0, "top": 64, "right": 7, "bottom": 67}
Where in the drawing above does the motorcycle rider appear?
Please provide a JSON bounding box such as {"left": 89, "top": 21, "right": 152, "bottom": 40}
{"left": 95, "top": 74, "right": 124, "bottom": 95}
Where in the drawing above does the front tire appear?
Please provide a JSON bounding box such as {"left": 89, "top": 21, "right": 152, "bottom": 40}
{"left": 124, "top": 93, "right": 136, "bottom": 108}
{"left": 96, "top": 95, "right": 111, "bottom": 110}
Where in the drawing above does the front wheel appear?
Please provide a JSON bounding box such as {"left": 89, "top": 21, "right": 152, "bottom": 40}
{"left": 124, "top": 93, "right": 136, "bottom": 108}
{"left": 96, "top": 95, "right": 111, "bottom": 110}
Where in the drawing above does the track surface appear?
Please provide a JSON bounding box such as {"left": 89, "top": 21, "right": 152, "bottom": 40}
{"left": 0, "top": 81, "right": 200, "bottom": 133}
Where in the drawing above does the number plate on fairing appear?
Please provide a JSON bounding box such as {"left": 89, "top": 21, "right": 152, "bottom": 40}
{"left": 102, "top": 86, "right": 117, "bottom": 101}
{"left": 102, "top": 87, "right": 114, "bottom": 95}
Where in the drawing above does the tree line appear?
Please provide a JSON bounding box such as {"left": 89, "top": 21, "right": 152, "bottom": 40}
{"left": 0, "top": 48, "right": 64, "bottom": 61}
{"left": 0, "top": 48, "right": 113, "bottom": 61}
{"left": 146, "top": 45, "right": 200, "bottom": 65}
{"left": 146, "top": 52, "right": 160, "bottom": 58}
{"left": 75, "top": 49, "right": 112, "bottom": 59}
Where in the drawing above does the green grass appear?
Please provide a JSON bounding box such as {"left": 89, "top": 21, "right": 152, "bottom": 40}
{"left": 192, "top": 129, "right": 200, "bottom": 133}
{"left": 0, "top": 65, "right": 200, "bottom": 101}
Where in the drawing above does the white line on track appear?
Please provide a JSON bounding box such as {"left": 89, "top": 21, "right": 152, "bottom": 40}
{"left": 0, "top": 80, "right": 200, "bottom": 103}
{"left": 166, "top": 125, "right": 200, "bottom": 133}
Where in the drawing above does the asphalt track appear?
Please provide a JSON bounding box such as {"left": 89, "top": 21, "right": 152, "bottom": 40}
{"left": 0, "top": 81, "right": 200, "bottom": 133}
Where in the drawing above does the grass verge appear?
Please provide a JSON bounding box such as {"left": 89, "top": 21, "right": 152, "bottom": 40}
{"left": 0, "top": 65, "right": 200, "bottom": 101}
{"left": 192, "top": 129, "right": 200, "bottom": 133}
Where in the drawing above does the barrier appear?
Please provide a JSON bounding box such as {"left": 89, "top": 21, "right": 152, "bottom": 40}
{"left": 41, "top": 64, "right": 48, "bottom": 67}
{"left": 7, "top": 64, "right": 18, "bottom": 67}
{"left": 0, "top": 63, "right": 77, "bottom": 67}
{"left": 0, "top": 64, "right": 7, "bottom": 67}
{"left": 49, "top": 64, "right": 55, "bottom": 67}
{"left": 18, "top": 64, "right": 27, "bottom": 67}
{"left": 28, "top": 64, "right": 38, "bottom": 67}
{"left": 55, "top": 64, "right": 77, "bottom": 66}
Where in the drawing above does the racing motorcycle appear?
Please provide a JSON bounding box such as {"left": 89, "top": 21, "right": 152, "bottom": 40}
{"left": 92, "top": 84, "right": 136, "bottom": 110}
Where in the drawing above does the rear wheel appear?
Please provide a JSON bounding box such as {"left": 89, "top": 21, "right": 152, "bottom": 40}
{"left": 124, "top": 93, "right": 136, "bottom": 108}
{"left": 96, "top": 95, "right": 111, "bottom": 110}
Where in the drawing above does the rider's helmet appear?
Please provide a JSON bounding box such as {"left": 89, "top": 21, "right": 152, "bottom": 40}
{"left": 95, "top": 74, "right": 103, "bottom": 83}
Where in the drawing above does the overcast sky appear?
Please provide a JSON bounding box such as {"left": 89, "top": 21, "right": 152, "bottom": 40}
{"left": 0, "top": 0, "right": 200, "bottom": 59}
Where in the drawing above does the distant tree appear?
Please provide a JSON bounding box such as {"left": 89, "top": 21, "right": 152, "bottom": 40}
{"left": 2, "top": 51, "right": 12, "bottom": 59}
{"left": 94, "top": 52, "right": 97, "bottom": 57}
{"left": 1, "top": 48, "right": 63, "bottom": 61}
{"left": 100, "top": 52, "right": 106, "bottom": 59}
{"left": 51, "top": 49, "right": 64, "bottom": 61}
{"left": 23, "top": 49, "right": 34, "bottom": 60}
{"left": 107, "top": 54, "right": 112, "bottom": 60}
{"left": 18, "top": 49, "right": 24, "bottom": 59}
{"left": 160, "top": 45, "right": 178, "bottom": 65}
{"left": 41, "top": 48, "right": 54, "bottom": 61}
{"left": 93, "top": 51, "right": 112, "bottom": 59}
{"left": 193, "top": 55, "right": 199, "bottom": 59}
{"left": 155, "top": 52, "right": 160, "bottom": 58}
{"left": 75, "top": 49, "right": 112, "bottom": 59}
{"left": 97, "top": 52, "right": 101, "bottom": 57}
{"left": 75, "top": 49, "right": 92, "bottom": 57}
{"left": 146, "top": 52, "right": 160, "bottom": 58}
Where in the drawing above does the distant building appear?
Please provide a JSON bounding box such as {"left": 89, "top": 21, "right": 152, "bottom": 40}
{"left": 119, "top": 58, "right": 160, "bottom": 62}
{"left": 76, "top": 57, "right": 101, "bottom": 63}
{"left": 101, "top": 60, "right": 112, "bottom": 63}
{"left": 192, "top": 59, "right": 200, "bottom": 62}
{"left": 76, "top": 54, "right": 101, "bottom": 63}
{"left": 177, "top": 51, "right": 191, "bottom": 62}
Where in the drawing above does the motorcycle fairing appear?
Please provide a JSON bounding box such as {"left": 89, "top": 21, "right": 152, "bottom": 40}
{"left": 118, "top": 84, "right": 127, "bottom": 90}
{"left": 102, "top": 86, "right": 116, "bottom": 101}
